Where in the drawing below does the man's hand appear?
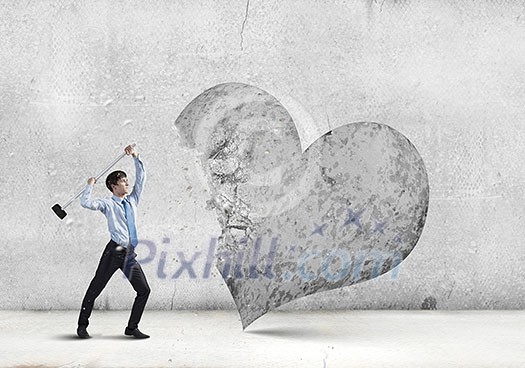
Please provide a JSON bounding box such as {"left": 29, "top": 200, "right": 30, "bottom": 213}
{"left": 87, "top": 177, "right": 96, "bottom": 185}
{"left": 125, "top": 144, "right": 138, "bottom": 158}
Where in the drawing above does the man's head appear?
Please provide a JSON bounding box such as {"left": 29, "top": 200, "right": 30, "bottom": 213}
{"left": 106, "top": 170, "right": 129, "bottom": 197}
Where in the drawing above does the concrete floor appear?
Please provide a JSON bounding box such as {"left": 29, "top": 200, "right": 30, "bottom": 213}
{"left": 0, "top": 310, "right": 524, "bottom": 367}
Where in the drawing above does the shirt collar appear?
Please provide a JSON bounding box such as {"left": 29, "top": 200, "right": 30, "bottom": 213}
{"left": 112, "top": 195, "right": 127, "bottom": 204}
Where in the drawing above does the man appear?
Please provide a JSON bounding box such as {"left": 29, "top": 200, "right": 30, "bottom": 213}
{"left": 76, "top": 144, "right": 151, "bottom": 339}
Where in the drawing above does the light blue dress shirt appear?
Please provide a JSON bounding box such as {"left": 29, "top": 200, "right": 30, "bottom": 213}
{"left": 80, "top": 155, "right": 145, "bottom": 247}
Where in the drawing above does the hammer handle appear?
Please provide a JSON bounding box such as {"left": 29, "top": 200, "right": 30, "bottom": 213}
{"left": 61, "top": 144, "right": 136, "bottom": 210}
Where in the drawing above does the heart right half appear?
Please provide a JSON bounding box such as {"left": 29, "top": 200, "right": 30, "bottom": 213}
{"left": 175, "top": 83, "right": 429, "bottom": 329}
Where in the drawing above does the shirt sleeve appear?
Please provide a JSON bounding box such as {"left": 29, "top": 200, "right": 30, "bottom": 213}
{"left": 80, "top": 184, "right": 107, "bottom": 212}
{"left": 129, "top": 155, "right": 146, "bottom": 206}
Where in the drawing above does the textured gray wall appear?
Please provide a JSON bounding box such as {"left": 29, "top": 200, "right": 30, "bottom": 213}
{"left": 1, "top": 0, "right": 524, "bottom": 311}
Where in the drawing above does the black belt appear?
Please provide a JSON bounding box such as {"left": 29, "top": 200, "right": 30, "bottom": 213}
{"left": 109, "top": 239, "right": 128, "bottom": 252}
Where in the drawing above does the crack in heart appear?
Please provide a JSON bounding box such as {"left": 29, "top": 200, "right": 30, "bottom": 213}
{"left": 175, "top": 82, "right": 429, "bottom": 329}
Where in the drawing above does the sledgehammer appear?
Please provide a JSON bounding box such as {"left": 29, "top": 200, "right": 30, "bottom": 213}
{"left": 51, "top": 144, "right": 136, "bottom": 220}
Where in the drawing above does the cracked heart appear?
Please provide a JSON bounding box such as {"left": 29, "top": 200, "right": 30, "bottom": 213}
{"left": 174, "top": 83, "right": 429, "bottom": 329}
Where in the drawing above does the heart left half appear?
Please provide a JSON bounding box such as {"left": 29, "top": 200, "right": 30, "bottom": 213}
{"left": 175, "top": 83, "right": 429, "bottom": 329}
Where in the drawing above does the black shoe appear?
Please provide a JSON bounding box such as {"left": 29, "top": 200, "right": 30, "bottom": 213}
{"left": 125, "top": 327, "right": 150, "bottom": 339}
{"left": 77, "top": 325, "right": 90, "bottom": 339}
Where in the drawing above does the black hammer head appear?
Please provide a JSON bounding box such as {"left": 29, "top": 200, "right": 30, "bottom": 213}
{"left": 52, "top": 204, "right": 67, "bottom": 220}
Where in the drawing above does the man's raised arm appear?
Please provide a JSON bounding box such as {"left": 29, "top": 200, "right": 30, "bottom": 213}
{"left": 80, "top": 177, "right": 107, "bottom": 212}
{"left": 127, "top": 145, "right": 145, "bottom": 205}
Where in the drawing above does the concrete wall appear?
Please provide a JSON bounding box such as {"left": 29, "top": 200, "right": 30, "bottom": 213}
{"left": 1, "top": 0, "right": 524, "bottom": 311}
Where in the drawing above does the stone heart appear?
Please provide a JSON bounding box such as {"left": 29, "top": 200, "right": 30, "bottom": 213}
{"left": 175, "top": 83, "right": 429, "bottom": 329}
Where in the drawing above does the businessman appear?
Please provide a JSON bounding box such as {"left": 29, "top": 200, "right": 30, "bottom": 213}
{"left": 76, "top": 144, "right": 151, "bottom": 339}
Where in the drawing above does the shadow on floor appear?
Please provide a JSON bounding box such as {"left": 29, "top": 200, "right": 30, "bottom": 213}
{"left": 245, "top": 326, "right": 338, "bottom": 340}
{"left": 53, "top": 334, "right": 138, "bottom": 341}
{"left": 53, "top": 334, "right": 85, "bottom": 340}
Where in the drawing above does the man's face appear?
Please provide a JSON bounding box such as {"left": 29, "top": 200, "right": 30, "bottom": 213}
{"left": 112, "top": 177, "right": 129, "bottom": 196}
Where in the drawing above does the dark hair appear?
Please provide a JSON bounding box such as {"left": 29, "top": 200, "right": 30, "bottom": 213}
{"left": 106, "top": 170, "right": 127, "bottom": 192}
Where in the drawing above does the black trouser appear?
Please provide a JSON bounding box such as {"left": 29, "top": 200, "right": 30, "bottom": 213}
{"left": 78, "top": 239, "right": 151, "bottom": 330}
